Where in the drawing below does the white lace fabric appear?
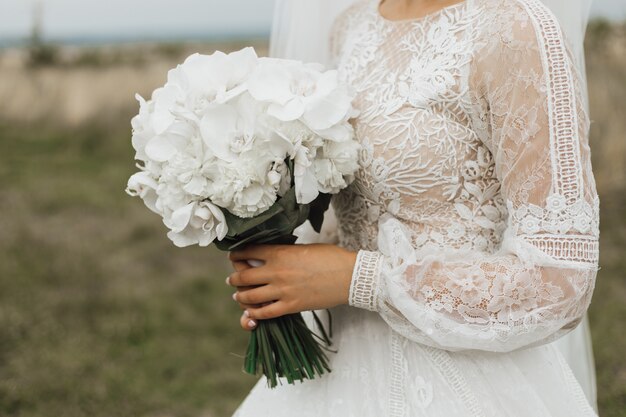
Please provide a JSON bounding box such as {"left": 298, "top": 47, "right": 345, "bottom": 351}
{"left": 331, "top": 0, "right": 599, "bottom": 352}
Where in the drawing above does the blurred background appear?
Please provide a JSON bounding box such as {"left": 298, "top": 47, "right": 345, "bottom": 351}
{"left": 0, "top": 0, "right": 624, "bottom": 416}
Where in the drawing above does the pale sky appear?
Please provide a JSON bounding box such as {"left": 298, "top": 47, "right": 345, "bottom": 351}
{"left": 0, "top": 0, "right": 623, "bottom": 42}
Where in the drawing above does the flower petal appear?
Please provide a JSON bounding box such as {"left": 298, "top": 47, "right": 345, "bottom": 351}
{"left": 145, "top": 135, "right": 178, "bottom": 162}
{"left": 168, "top": 203, "right": 195, "bottom": 233}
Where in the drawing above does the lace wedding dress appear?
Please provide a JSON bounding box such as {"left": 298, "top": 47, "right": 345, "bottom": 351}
{"left": 233, "top": 0, "right": 600, "bottom": 415}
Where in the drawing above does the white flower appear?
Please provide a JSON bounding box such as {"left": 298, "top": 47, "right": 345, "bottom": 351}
{"left": 292, "top": 140, "right": 319, "bottom": 204}
{"left": 234, "top": 183, "right": 278, "bottom": 218}
{"left": 126, "top": 171, "right": 160, "bottom": 214}
{"left": 268, "top": 158, "right": 292, "bottom": 197}
{"left": 208, "top": 160, "right": 279, "bottom": 218}
{"left": 199, "top": 101, "right": 251, "bottom": 163}
{"left": 247, "top": 59, "right": 356, "bottom": 133}
{"left": 314, "top": 140, "right": 360, "bottom": 194}
{"left": 144, "top": 121, "right": 196, "bottom": 163}
{"left": 166, "top": 47, "right": 257, "bottom": 109}
{"left": 165, "top": 201, "right": 228, "bottom": 247}
{"left": 131, "top": 94, "right": 157, "bottom": 161}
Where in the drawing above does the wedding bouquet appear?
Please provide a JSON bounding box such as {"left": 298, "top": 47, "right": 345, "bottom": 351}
{"left": 125, "top": 47, "right": 360, "bottom": 387}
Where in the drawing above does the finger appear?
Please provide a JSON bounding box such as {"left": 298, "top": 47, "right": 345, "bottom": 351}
{"left": 231, "top": 260, "right": 252, "bottom": 272}
{"left": 228, "top": 245, "right": 277, "bottom": 262}
{"left": 245, "top": 301, "right": 291, "bottom": 320}
{"left": 227, "top": 259, "right": 253, "bottom": 285}
{"left": 236, "top": 285, "right": 257, "bottom": 291}
{"left": 238, "top": 303, "right": 258, "bottom": 311}
{"left": 234, "top": 285, "right": 280, "bottom": 306}
{"left": 240, "top": 311, "right": 257, "bottom": 331}
{"left": 227, "top": 268, "right": 272, "bottom": 287}
{"left": 238, "top": 301, "right": 273, "bottom": 310}
{"left": 237, "top": 300, "right": 263, "bottom": 310}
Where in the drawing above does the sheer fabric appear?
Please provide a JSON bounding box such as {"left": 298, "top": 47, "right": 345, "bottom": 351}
{"left": 334, "top": 0, "right": 599, "bottom": 352}
{"left": 233, "top": 0, "right": 599, "bottom": 415}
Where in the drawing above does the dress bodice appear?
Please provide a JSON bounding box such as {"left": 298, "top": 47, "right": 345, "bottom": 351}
{"left": 332, "top": 0, "right": 504, "bottom": 255}
{"left": 330, "top": 0, "right": 597, "bottom": 261}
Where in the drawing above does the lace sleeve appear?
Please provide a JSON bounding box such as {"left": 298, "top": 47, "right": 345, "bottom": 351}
{"left": 347, "top": 0, "right": 600, "bottom": 352}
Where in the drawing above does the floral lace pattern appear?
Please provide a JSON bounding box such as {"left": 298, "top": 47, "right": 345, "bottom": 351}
{"left": 330, "top": 0, "right": 599, "bottom": 353}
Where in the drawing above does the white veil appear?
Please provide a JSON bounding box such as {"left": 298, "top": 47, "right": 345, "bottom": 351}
{"left": 274, "top": 0, "right": 596, "bottom": 411}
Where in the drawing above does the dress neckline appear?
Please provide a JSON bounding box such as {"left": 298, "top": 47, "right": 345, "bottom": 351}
{"left": 374, "top": 0, "right": 471, "bottom": 24}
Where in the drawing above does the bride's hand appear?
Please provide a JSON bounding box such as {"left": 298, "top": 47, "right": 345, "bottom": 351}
{"left": 226, "top": 244, "right": 357, "bottom": 326}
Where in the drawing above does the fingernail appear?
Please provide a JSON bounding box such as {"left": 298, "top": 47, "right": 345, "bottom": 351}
{"left": 225, "top": 276, "right": 231, "bottom": 285}
{"left": 232, "top": 292, "right": 237, "bottom": 301}
{"left": 243, "top": 310, "right": 250, "bottom": 318}
{"left": 248, "top": 320, "right": 257, "bottom": 329}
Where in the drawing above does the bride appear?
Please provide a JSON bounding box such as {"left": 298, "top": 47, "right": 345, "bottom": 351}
{"left": 226, "top": 0, "right": 600, "bottom": 415}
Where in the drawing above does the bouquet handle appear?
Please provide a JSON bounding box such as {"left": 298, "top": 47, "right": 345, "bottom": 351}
{"left": 240, "top": 257, "right": 333, "bottom": 387}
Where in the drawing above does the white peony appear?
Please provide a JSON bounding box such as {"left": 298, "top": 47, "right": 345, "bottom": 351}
{"left": 314, "top": 139, "right": 360, "bottom": 194}
{"left": 207, "top": 156, "right": 279, "bottom": 218}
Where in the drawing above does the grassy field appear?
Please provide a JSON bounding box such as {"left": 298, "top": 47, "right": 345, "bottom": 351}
{"left": 0, "top": 23, "right": 625, "bottom": 417}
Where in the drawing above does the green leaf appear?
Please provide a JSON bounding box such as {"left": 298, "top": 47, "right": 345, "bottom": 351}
{"left": 311, "top": 310, "right": 332, "bottom": 346}
{"left": 307, "top": 193, "right": 332, "bottom": 233}
{"left": 222, "top": 201, "right": 285, "bottom": 236}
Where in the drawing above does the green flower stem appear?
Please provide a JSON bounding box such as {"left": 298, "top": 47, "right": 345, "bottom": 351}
{"left": 243, "top": 313, "right": 332, "bottom": 388}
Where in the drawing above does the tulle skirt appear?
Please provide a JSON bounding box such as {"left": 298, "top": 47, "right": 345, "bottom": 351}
{"left": 233, "top": 305, "right": 597, "bottom": 417}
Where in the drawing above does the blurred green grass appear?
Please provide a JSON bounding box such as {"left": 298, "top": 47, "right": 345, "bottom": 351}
{"left": 0, "top": 121, "right": 257, "bottom": 417}
{"left": 0, "top": 22, "right": 625, "bottom": 417}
